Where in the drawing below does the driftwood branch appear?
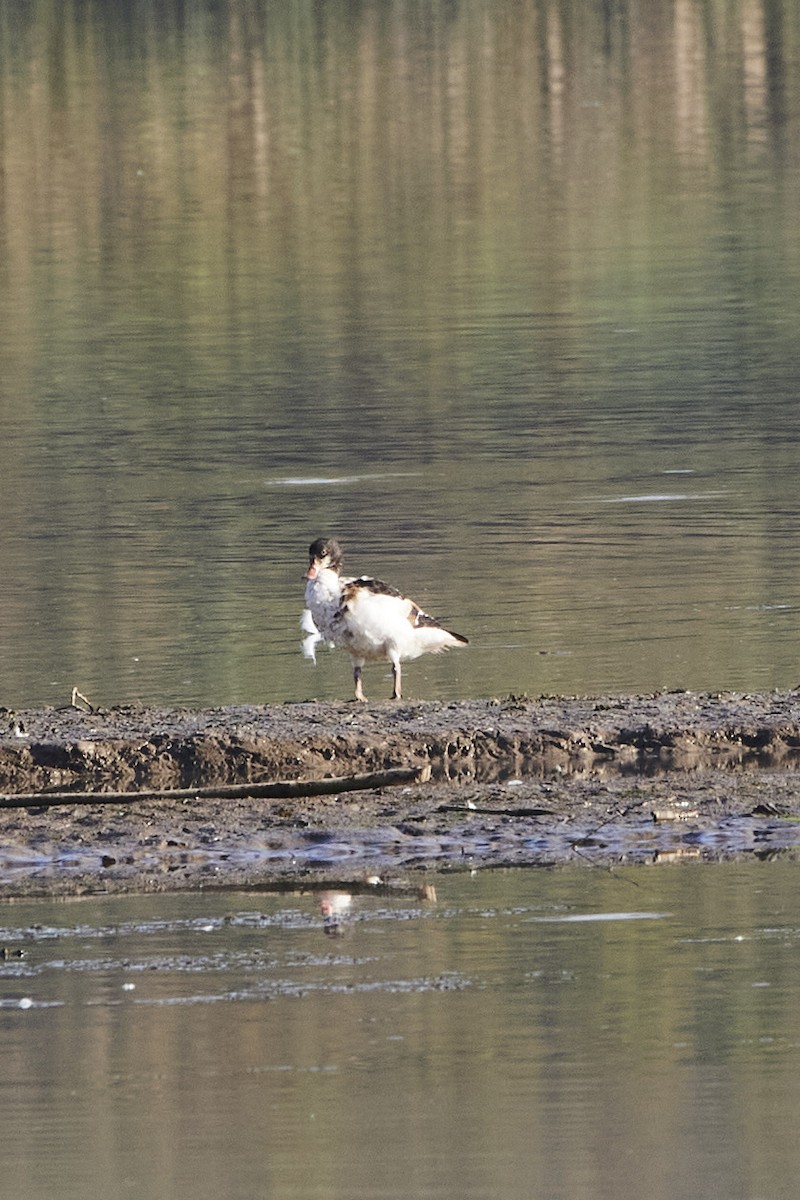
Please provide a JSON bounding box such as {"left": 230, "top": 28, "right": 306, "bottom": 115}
{"left": 0, "top": 764, "right": 432, "bottom": 811}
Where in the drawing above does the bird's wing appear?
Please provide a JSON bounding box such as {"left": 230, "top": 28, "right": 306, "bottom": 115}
{"left": 340, "top": 577, "right": 447, "bottom": 628}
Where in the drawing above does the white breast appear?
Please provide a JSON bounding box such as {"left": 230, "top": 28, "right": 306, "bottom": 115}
{"left": 304, "top": 568, "right": 344, "bottom": 640}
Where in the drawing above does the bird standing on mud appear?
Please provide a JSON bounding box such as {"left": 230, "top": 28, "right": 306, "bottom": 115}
{"left": 301, "top": 537, "right": 468, "bottom": 701}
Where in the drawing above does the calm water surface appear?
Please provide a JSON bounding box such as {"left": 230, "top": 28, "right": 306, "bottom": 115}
{"left": 2, "top": 862, "right": 800, "bottom": 1200}
{"left": 1, "top": 1, "right": 800, "bottom": 707}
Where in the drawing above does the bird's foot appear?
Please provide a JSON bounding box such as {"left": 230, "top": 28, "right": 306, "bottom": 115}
{"left": 353, "top": 665, "right": 367, "bottom": 702}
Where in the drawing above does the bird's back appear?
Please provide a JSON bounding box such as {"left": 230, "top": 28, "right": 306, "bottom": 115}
{"left": 339, "top": 578, "right": 467, "bottom": 662}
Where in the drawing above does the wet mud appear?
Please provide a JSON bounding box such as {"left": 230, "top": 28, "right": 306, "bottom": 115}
{"left": 1, "top": 690, "right": 799, "bottom": 897}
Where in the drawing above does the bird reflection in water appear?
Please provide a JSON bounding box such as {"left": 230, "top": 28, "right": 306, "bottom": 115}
{"left": 318, "top": 884, "right": 438, "bottom": 937}
{"left": 319, "top": 891, "right": 354, "bottom": 938}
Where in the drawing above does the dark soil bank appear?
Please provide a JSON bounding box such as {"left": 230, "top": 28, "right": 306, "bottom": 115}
{"left": 1, "top": 690, "right": 800, "bottom": 897}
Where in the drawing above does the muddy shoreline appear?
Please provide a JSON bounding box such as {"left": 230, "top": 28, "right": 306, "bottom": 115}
{"left": 1, "top": 690, "right": 799, "bottom": 898}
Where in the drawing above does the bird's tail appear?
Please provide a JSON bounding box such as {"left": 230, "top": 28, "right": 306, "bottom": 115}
{"left": 414, "top": 626, "right": 469, "bottom": 654}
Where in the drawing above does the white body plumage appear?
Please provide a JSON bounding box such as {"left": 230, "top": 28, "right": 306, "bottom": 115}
{"left": 301, "top": 538, "right": 467, "bottom": 701}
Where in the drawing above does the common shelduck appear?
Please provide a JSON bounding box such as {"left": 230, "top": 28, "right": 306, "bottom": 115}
{"left": 301, "top": 537, "right": 468, "bottom": 701}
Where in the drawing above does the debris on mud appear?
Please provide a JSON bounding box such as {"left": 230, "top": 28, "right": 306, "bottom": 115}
{"left": 0, "top": 690, "right": 799, "bottom": 897}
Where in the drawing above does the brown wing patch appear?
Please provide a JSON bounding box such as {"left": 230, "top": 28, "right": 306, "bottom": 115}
{"left": 411, "top": 604, "right": 469, "bottom": 643}
{"left": 409, "top": 604, "right": 442, "bottom": 630}
{"left": 340, "top": 576, "right": 404, "bottom": 605}
{"left": 354, "top": 576, "right": 404, "bottom": 598}
{"left": 338, "top": 576, "right": 401, "bottom": 617}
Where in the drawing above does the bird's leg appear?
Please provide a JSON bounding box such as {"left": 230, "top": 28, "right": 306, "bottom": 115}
{"left": 353, "top": 664, "right": 367, "bottom": 703}
{"left": 391, "top": 660, "right": 402, "bottom": 700}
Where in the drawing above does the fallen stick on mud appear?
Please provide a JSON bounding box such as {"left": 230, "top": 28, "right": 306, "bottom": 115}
{"left": 0, "top": 764, "right": 432, "bottom": 810}
{"left": 437, "top": 803, "right": 554, "bottom": 818}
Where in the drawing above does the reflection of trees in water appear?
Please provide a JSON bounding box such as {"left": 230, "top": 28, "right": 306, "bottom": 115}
{"left": 1, "top": 2, "right": 794, "bottom": 283}
{"left": 0, "top": 1, "right": 797, "bottom": 707}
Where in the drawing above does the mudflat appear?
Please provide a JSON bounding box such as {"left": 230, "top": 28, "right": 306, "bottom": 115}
{"left": 0, "top": 690, "right": 799, "bottom": 897}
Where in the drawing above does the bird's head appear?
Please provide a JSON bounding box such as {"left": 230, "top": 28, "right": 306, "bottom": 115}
{"left": 306, "top": 538, "right": 343, "bottom": 579}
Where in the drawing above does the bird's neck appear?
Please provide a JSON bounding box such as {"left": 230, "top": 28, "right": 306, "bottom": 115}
{"left": 306, "top": 567, "right": 342, "bottom": 610}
